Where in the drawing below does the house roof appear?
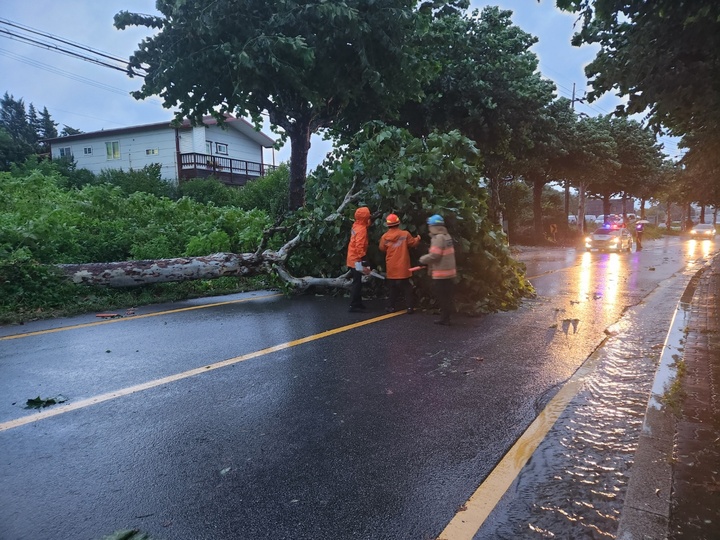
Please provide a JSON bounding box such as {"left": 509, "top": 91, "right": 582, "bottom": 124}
{"left": 45, "top": 115, "right": 275, "bottom": 148}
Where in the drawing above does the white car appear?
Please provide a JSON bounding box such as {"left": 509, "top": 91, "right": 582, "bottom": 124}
{"left": 689, "top": 223, "right": 716, "bottom": 237}
{"left": 585, "top": 226, "right": 633, "bottom": 252}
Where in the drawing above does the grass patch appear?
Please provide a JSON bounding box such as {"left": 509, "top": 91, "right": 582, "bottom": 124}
{"left": 659, "top": 358, "right": 687, "bottom": 416}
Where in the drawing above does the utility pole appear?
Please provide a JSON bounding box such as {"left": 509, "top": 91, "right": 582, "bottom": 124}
{"left": 564, "top": 83, "right": 576, "bottom": 218}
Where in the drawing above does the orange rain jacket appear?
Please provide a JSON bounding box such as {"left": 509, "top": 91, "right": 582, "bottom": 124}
{"left": 379, "top": 227, "right": 421, "bottom": 279}
{"left": 346, "top": 207, "right": 371, "bottom": 269}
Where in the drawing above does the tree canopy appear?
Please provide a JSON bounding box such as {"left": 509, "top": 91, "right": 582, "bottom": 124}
{"left": 115, "top": 0, "right": 466, "bottom": 210}
{"left": 0, "top": 93, "right": 67, "bottom": 169}
{"left": 557, "top": 0, "right": 720, "bottom": 192}
{"left": 390, "top": 6, "right": 555, "bottom": 224}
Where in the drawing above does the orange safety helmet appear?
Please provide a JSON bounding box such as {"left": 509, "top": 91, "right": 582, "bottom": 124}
{"left": 385, "top": 213, "right": 400, "bottom": 227}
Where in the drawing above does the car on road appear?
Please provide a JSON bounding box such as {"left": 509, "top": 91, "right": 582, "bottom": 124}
{"left": 585, "top": 225, "right": 633, "bottom": 252}
{"left": 689, "top": 223, "right": 716, "bottom": 237}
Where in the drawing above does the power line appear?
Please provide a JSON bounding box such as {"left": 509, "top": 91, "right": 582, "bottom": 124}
{"left": 0, "top": 18, "right": 146, "bottom": 77}
{"left": 0, "top": 17, "right": 133, "bottom": 67}
{"left": 0, "top": 48, "right": 135, "bottom": 97}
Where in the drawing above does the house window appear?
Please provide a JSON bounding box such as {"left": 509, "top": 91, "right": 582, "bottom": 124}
{"left": 205, "top": 141, "right": 212, "bottom": 154}
{"left": 58, "top": 147, "right": 72, "bottom": 158}
{"left": 146, "top": 148, "right": 159, "bottom": 156}
{"left": 83, "top": 147, "right": 92, "bottom": 155}
{"left": 215, "top": 142, "right": 228, "bottom": 155}
{"left": 105, "top": 141, "right": 120, "bottom": 160}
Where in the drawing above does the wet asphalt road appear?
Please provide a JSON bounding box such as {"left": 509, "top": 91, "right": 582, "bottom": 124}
{"left": 0, "top": 236, "right": 717, "bottom": 540}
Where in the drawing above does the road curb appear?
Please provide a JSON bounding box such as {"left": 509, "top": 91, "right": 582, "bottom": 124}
{"left": 617, "top": 259, "right": 714, "bottom": 539}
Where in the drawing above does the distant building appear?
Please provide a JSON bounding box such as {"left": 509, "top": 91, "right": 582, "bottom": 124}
{"left": 46, "top": 116, "right": 276, "bottom": 186}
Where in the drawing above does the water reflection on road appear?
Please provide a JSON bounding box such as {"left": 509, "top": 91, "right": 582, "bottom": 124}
{"left": 476, "top": 239, "right": 717, "bottom": 539}
{"left": 685, "top": 238, "right": 713, "bottom": 260}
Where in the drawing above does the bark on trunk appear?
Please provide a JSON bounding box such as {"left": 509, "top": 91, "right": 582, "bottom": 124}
{"left": 288, "top": 123, "right": 311, "bottom": 210}
{"left": 58, "top": 253, "right": 364, "bottom": 292}
{"left": 532, "top": 177, "right": 544, "bottom": 242}
{"left": 487, "top": 175, "right": 503, "bottom": 227}
{"left": 578, "top": 182, "right": 587, "bottom": 235}
{"left": 58, "top": 252, "right": 272, "bottom": 288}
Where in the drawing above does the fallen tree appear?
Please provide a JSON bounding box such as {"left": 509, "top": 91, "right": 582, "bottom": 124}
{"left": 57, "top": 182, "right": 366, "bottom": 290}
{"left": 4, "top": 125, "right": 534, "bottom": 317}
{"left": 56, "top": 240, "right": 363, "bottom": 291}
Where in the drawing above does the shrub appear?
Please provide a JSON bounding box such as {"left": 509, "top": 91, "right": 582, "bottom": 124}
{"left": 178, "top": 177, "right": 239, "bottom": 206}
{"left": 233, "top": 164, "right": 290, "bottom": 220}
{"left": 97, "top": 164, "right": 177, "bottom": 199}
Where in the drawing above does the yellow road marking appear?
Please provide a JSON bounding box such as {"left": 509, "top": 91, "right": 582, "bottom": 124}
{"left": 0, "top": 292, "right": 282, "bottom": 341}
{"left": 0, "top": 311, "right": 403, "bottom": 432}
{"left": 437, "top": 346, "right": 606, "bottom": 539}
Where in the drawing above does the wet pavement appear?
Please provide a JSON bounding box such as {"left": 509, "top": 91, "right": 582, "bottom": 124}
{"left": 0, "top": 238, "right": 719, "bottom": 539}
{"left": 476, "top": 250, "right": 690, "bottom": 539}
{"left": 618, "top": 249, "right": 720, "bottom": 540}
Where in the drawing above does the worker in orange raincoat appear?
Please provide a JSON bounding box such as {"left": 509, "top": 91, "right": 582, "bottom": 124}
{"left": 379, "top": 213, "right": 421, "bottom": 314}
{"left": 346, "top": 206, "right": 372, "bottom": 312}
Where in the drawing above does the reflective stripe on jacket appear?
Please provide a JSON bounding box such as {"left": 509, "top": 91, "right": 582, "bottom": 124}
{"left": 419, "top": 225, "right": 456, "bottom": 279}
{"left": 379, "top": 228, "right": 420, "bottom": 279}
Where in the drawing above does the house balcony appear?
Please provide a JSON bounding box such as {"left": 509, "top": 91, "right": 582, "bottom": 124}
{"left": 179, "top": 153, "right": 277, "bottom": 187}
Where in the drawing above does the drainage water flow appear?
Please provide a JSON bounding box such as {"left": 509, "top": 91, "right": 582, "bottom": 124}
{"left": 475, "top": 283, "right": 688, "bottom": 539}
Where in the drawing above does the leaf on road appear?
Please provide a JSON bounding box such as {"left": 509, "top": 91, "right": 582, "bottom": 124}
{"left": 24, "top": 395, "right": 68, "bottom": 409}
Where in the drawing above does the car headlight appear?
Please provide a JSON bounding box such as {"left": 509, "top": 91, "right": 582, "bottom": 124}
{"left": 585, "top": 237, "right": 592, "bottom": 242}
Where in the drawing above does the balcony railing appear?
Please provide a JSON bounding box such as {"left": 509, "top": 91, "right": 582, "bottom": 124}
{"left": 179, "top": 153, "right": 277, "bottom": 186}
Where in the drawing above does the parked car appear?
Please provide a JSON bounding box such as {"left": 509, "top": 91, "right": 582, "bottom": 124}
{"left": 689, "top": 223, "right": 716, "bottom": 237}
{"left": 585, "top": 225, "right": 633, "bottom": 252}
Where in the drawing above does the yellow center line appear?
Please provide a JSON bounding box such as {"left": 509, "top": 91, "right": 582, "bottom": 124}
{"left": 437, "top": 345, "right": 606, "bottom": 540}
{"left": 0, "top": 311, "right": 403, "bottom": 433}
{"left": 0, "top": 292, "right": 282, "bottom": 341}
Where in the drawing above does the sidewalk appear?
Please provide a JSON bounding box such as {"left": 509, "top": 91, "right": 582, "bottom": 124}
{"left": 618, "top": 253, "right": 720, "bottom": 539}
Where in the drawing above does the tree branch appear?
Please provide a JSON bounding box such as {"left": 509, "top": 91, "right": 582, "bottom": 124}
{"left": 324, "top": 179, "right": 362, "bottom": 221}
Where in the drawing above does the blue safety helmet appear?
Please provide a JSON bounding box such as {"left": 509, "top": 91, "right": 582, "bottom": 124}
{"left": 427, "top": 214, "right": 444, "bottom": 226}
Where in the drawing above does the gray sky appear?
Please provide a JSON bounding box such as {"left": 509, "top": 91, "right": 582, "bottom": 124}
{"left": 0, "top": 0, "right": 682, "bottom": 168}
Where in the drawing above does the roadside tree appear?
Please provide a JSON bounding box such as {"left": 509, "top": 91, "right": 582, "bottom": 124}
{"left": 558, "top": 0, "right": 720, "bottom": 194}
{"left": 115, "top": 1, "right": 463, "bottom": 210}
{"left": 519, "top": 98, "right": 577, "bottom": 241}
{"left": 388, "top": 6, "right": 554, "bottom": 225}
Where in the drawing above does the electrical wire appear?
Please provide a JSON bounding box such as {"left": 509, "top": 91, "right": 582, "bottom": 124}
{"left": 0, "top": 17, "right": 146, "bottom": 77}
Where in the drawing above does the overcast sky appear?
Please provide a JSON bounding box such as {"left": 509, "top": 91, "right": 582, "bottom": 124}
{"left": 0, "top": 0, "right": 682, "bottom": 168}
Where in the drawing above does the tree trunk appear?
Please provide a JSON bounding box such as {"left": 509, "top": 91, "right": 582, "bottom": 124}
{"left": 288, "top": 122, "right": 312, "bottom": 210}
{"left": 602, "top": 193, "right": 611, "bottom": 223}
{"left": 640, "top": 197, "right": 646, "bottom": 219}
{"left": 578, "top": 181, "right": 587, "bottom": 235}
{"left": 57, "top": 251, "right": 363, "bottom": 292}
{"left": 532, "top": 177, "right": 544, "bottom": 242}
{"left": 56, "top": 190, "right": 375, "bottom": 291}
{"left": 487, "top": 175, "right": 503, "bottom": 227}
{"left": 58, "top": 252, "right": 273, "bottom": 288}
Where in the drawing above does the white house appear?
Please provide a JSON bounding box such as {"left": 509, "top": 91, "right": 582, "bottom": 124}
{"left": 46, "top": 115, "right": 276, "bottom": 186}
